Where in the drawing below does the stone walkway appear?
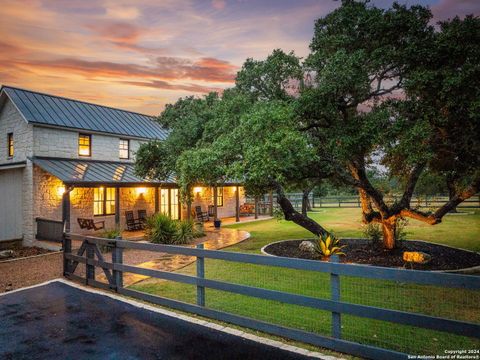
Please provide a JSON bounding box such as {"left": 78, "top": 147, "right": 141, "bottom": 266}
{"left": 83, "top": 228, "right": 250, "bottom": 286}
{"left": 1, "top": 228, "right": 249, "bottom": 293}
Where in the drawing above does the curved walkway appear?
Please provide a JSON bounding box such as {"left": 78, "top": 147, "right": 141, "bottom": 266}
{"left": 103, "top": 228, "right": 250, "bottom": 286}
{"left": 1, "top": 228, "right": 249, "bottom": 293}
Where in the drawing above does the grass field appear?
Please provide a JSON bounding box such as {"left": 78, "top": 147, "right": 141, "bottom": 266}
{"left": 132, "top": 208, "right": 480, "bottom": 356}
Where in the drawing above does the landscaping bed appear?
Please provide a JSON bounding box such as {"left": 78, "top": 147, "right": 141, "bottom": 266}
{"left": 0, "top": 246, "right": 53, "bottom": 262}
{"left": 263, "top": 239, "right": 480, "bottom": 271}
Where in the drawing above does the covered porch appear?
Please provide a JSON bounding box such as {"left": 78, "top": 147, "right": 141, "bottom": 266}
{"left": 31, "top": 157, "right": 273, "bottom": 243}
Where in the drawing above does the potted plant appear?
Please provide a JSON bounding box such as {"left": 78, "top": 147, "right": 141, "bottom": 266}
{"left": 213, "top": 218, "right": 222, "bottom": 229}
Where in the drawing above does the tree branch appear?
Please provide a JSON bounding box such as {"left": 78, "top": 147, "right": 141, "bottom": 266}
{"left": 273, "top": 181, "right": 328, "bottom": 236}
{"left": 397, "top": 163, "right": 426, "bottom": 210}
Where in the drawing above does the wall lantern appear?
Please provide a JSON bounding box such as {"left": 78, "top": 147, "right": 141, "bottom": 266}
{"left": 57, "top": 186, "right": 66, "bottom": 196}
{"left": 194, "top": 187, "right": 203, "bottom": 194}
{"left": 136, "top": 187, "right": 147, "bottom": 196}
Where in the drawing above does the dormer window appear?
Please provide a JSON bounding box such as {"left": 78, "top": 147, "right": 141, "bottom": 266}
{"left": 78, "top": 134, "right": 91, "bottom": 157}
{"left": 7, "top": 133, "right": 13, "bottom": 157}
{"left": 119, "top": 139, "right": 129, "bottom": 159}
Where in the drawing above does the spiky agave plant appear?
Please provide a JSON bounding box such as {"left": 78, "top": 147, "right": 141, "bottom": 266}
{"left": 313, "top": 233, "right": 345, "bottom": 259}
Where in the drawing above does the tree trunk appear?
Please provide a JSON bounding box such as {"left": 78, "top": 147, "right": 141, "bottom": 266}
{"left": 301, "top": 188, "right": 312, "bottom": 216}
{"left": 447, "top": 181, "right": 458, "bottom": 213}
{"left": 274, "top": 183, "right": 327, "bottom": 237}
{"left": 381, "top": 217, "right": 397, "bottom": 250}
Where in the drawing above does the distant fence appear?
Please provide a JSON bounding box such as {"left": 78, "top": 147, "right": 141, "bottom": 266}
{"left": 257, "top": 193, "right": 480, "bottom": 210}
{"left": 63, "top": 234, "right": 480, "bottom": 360}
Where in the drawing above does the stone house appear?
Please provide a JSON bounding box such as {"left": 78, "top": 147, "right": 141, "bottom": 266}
{"left": 0, "top": 86, "right": 247, "bottom": 247}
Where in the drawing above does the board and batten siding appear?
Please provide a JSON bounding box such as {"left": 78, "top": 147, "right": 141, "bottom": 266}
{"left": 0, "top": 97, "right": 34, "bottom": 243}
{"left": 0, "top": 168, "right": 24, "bottom": 241}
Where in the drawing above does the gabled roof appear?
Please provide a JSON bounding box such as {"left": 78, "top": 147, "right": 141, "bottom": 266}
{"left": 31, "top": 157, "right": 176, "bottom": 186}
{"left": 0, "top": 86, "right": 168, "bottom": 140}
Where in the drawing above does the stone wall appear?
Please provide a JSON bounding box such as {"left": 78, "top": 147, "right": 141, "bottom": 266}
{"left": 190, "top": 186, "right": 246, "bottom": 219}
{"left": 0, "top": 98, "right": 33, "bottom": 165}
{"left": 33, "top": 126, "right": 145, "bottom": 162}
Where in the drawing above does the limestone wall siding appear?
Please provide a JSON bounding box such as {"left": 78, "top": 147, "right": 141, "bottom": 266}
{"left": 0, "top": 98, "right": 33, "bottom": 165}
{"left": 190, "top": 186, "right": 246, "bottom": 219}
{"left": 33, "top": 126, "right": 145, "bottom": 161}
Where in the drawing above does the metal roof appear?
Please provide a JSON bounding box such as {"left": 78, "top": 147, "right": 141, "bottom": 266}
{"left": 1, "top": 86, "right": 168, "bottom": 140}
{"left": 31, "top": 157, "right": 176, "bottom": 186}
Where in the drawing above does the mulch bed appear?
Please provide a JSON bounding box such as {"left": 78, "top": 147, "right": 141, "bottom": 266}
{"left": 264, "top": 239, "right": 480, "bottom": 271}
{"left": 0, "top": 247, "right": 53, "bottom": 262}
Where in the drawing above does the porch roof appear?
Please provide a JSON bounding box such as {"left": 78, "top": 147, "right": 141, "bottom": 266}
{"left": 31, "top": 157, "right": 176, "bottom": 187}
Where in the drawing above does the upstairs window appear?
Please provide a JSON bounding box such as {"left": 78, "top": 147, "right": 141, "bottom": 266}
{"left": 119, "top": 139, "right": 129, "bottom": 159}
{"left": 93, "top": 187, "right": 115, "bottom": 216}
{"left": 7, "top": 133, "right": 13, "bottom": 157}
{"left": 78, "top": 134, "right": 91, "bottom": 157}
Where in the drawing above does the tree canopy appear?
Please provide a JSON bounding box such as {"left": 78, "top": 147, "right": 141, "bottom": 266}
{"left": 136, "top": 0, "right": 480, "bottom": 249}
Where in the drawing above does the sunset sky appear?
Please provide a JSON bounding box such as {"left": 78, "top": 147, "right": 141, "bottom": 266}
{"left": 1, "top": 0, "right": 478, "bottom": 115}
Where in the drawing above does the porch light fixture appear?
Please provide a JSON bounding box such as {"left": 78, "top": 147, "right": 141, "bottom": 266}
{"left": 57, "top": 186, "right": 66, "bottom": 196}
{"left": 136, "top": 187, "right": 147, "bottom": 195}
{"left": 194, "top": 187, "right": 202, "bottom": 194}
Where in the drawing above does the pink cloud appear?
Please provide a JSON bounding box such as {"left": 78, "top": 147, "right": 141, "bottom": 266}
{"left": 431, "top": 0, "right": 480, "bottom": 21}
{"left": 212, "top": 0, "right": 226, "bottom": 10}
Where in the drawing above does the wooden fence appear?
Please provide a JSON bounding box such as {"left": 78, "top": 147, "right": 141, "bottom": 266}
{"left": 265, "top": 193, "right": 480, "bottom": 209}
{"left": 63, "top": 234, "right": 480, "bottom": 360}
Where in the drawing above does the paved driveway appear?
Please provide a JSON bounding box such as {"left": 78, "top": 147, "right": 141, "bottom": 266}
{"left": 0, "top": 281, "right": 315, "bottom": 360}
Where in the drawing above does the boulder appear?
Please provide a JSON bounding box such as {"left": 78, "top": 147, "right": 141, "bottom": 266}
{"left": 299, "top": 241, "right": 315, "bottom": 253}
{"left": 403, "top": 251, "right": 431, "bottom": 264}
{"left": 0, "top": 250, "right": 14, "bottom": 259}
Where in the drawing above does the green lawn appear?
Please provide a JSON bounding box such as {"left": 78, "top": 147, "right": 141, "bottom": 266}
{"left": 132, "top": 208, "right": 480, "bottom": 355}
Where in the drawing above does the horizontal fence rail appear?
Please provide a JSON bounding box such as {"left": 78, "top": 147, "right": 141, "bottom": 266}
{"left": 266, "top": 193, "right": 480, "bottom": 209}
{"left": 63, "top": 233, "right": 480, "bottom": 360}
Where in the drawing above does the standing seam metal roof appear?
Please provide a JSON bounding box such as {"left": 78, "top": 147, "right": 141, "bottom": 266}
{"left": 31, "top": 157, "right": 176, "bottom": 185}
{"left": 1, "top": 86, "right": 168, "bottom": 140}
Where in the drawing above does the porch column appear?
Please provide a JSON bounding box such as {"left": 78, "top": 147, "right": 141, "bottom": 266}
{"left": 235, "top": 186, "right": 240, "bottom": 222}
{"left": 154, "top": 186, "right": 159, "bottom": 213}
{"left": 254, "top": 196, "right": 259, "bottom": 219}
{"left": 269, "top": 191, "right": 273, "bottom": 216}
{"left": 62, "top": 185, "right": 73, "bottom": 233}
{"left": 213, "top": 186, "right": 218, "bottom": 219}
{"left": 187, "top": 185, "right": 192, "bottom": 220}
{"left": 115, "top": 187, "right": 120, "bottom": 230}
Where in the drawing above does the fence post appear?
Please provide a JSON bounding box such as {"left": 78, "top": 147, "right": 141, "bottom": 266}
{"left": 86, "top": 241, "right": 95, "bottom": 284}
{"left": 330, "top": 255, "right": 341, "bottom": 339}
{"left": 196, "top": 243, "right": 205, "bottom": 307}
{"left": 63, "top": 232, "right": 71, "bottom": 276}
{"left": 112, "top": 236, "right": 123, "bottom": 291}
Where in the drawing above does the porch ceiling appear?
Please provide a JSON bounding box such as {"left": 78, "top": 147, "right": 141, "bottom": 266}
{"left": 30, "top": 156, "right": 175, "bottom": 187}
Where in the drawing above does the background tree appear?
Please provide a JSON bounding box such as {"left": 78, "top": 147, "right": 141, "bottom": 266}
{"left": 136, "top": 1, "right": 479, "bottom": 250}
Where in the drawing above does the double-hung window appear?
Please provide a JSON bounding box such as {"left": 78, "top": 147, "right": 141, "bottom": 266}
{"left": 78, "top": 134, "right": 91, "bottom": 157}
{"left": 211, "top": 187, "right": 224, "bottom": 207}
{"left": 119, "top": 139, "right": 129, "bottom": 159}
{"left": 93, "top": 187, "right": 115, "bottom": 216}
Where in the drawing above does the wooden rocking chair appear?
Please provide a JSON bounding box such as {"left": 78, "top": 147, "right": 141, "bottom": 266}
{"left": 125, "top": 210, "right": 142, "bottom": 231}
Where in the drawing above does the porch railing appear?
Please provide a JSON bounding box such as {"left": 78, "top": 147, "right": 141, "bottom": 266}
{"left": 63, "top": 233, "right": 480, "bottom": 360}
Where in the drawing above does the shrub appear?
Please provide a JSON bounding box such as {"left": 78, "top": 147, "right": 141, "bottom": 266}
{"left": 175, "top": 220, "right": 195, "bottom": 244}
{"left": 145, "top": 213, "right": 178, "bottom": 244}
{"left": 395, "top": 217, "right": 409, "bottom": 242}
{"left": 100, "top": 229, "right": 121, "bottom": 239}
{"left": 313, "top": 233, "right": 345, "bottom": 259}
{"left": 193, "top": 221, "right": 206, "bottom": 238}
{"left": 363, "top": 223, "right": 382, "bottom": 245}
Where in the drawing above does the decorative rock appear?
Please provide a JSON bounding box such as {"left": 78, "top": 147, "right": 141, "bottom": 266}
{"left": 0, "top": 250, "right": 14, "bottom": 259}
{"left": 299, "top": 241, "right": 315, "bottom": 253}
{"left": 403, "top": 251, "right": 431, "bottom": 264}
